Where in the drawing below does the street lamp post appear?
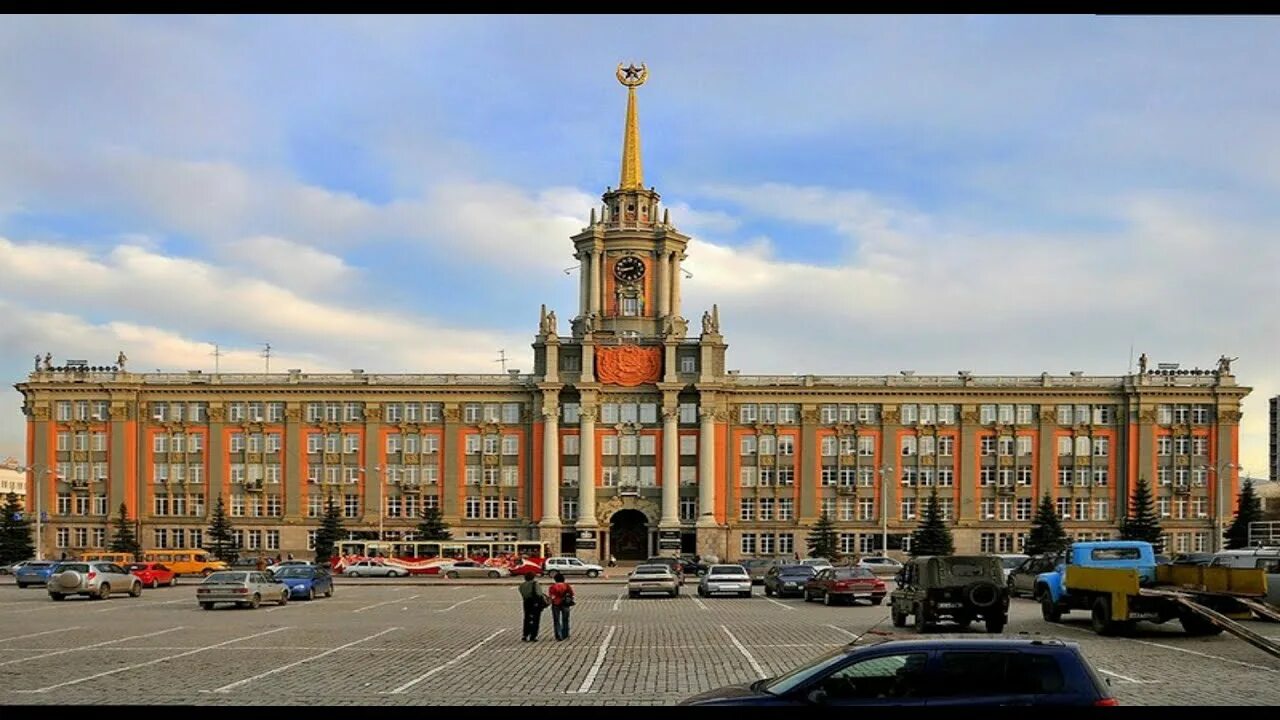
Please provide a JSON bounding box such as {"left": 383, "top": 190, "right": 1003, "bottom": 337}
{"left": 1207, "top": 461, "right": 1240, "bottom": 552}
{"left": 15, "top": 464, "right": 52, "bottom": 561}
{"left": 878, "top": 465, "right": 895, "bottom": 556}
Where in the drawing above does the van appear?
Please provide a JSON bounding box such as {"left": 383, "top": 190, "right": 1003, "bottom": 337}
{"left": 139, "top": 549, "right": 228, "bottom": 577}
{"left": 1211, "top": 548, "right": 1280, "bottom": 606}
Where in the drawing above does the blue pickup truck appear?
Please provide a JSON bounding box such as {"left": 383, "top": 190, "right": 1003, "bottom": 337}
{"left": 1035, "top": 541, "right": 1265, "bottom": 637}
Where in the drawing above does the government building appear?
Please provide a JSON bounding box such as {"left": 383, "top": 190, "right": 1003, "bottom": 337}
{"left": 14, "top": 65, "right": 1251, "bottom": 563}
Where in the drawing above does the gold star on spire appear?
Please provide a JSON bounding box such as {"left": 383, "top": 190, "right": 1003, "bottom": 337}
{"left": 616, "top": 62, "right": 648, "bottom": 190}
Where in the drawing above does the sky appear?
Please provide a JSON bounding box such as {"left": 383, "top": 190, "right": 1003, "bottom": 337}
{"left": 0, "top": 16, "right": 1276, "bottom": 476}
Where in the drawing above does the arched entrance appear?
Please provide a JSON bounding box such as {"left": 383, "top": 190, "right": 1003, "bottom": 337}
{"left": 609, "top": 509, "right": 649, "bottom": 560}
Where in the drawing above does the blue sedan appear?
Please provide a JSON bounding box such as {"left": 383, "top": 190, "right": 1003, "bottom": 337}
{"left": 14, "top": 561, "right": 60, "bottom": 588}
{"left": 274, "top": 566, "right": 334, "bottom": 600}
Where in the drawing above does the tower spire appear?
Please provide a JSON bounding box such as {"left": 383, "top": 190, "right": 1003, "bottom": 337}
{"left": 616, "top": 62, "right": 648, "bottom": 190}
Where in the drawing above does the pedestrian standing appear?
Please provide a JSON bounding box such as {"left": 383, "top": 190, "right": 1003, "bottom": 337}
{"left": 517, "top": 572, "right": 549, "bottom": 642}
{"left": 548, "top": 572, "right": 575, "bottom": 641}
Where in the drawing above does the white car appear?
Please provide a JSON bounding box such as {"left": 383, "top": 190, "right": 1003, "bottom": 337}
{"left": 800, "top": 558, "right": 834, "bottom": 573}
{"left": 343, "top": 560, "right": 408, "bottom": 578}
{"left": 697, "top": 564, "right": 753, "bottom": 598}
{"left": 542, "top": 556, "right": 604, "bottom": 578}
{"left": 858, "top": 556, "right": 905, "bottom": 577}
{"left": 266, "top": 560, "right": 313, "bottom": 575}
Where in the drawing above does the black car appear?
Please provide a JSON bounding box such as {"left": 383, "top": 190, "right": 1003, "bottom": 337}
{"left": 1170, "top": 553, "right": 1215, "bottom": 566}
{"left": 764, "top": 564, "right": 817, "bottom": 598}
{"left": 680, "top": 637, "right": 1117, "bottom": 706}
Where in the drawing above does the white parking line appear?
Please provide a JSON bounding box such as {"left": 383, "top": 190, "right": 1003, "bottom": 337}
{"left": 572, "top": 625, "right": 616, "bottom": 694}
{"left": 826, "top": 624, "right": 859, "bottom": 641}
{"left": 437, "top": 595, "right": 484, "bottom": 613}
{"left": 612, "top": 593, "right": 623, "bottom": 611}
{"left": 353, "top": 594, "right": 420, "bottom": 613}
{"left": 690, "top": 595, "right": 708, "bottom": 611}
{"left": 209, "top": 628, "right": 400, "bottom": 693}
{"left": 764, "top": 597, "right": 794, "bottom": 611}
{"left": 95, "top": 598, "right": 188, "bottom": 613}
{"left": 721, "top": 625, "right": 766, "bottom": 679}
{"left": 1133, "top": 639, "right": 1278, "bottom": 673}
{"left": 0, "top": 626, "right": 184, "bottom": 667}
{"left": 0, "top": 627, "right": 81, "bottom": 643}
{"left": 266, "top": 599, "right": 324, "bottom": 613}
{"left": 385, "top": 629, "right": 507, "bottom": 694}
{"left": 15, "top": 627, "right": 290, "bottom": 694}
{"left": 1097, "top": 668, "right": 1159, "bottom": 684}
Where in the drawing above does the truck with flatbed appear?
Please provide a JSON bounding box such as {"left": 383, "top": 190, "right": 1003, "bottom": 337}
{"left": 1034, "top": 541, "right": 1280, "bottom": 658}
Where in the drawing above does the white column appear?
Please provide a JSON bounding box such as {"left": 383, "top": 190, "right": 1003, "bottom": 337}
{"left": 579, "top": 408, "right": 597, "bottom": 526}
{"left": 698, "top": 409, "right": 716, "bottom": 522}
{"left": 579, "top": 252, "right": 589, "bottom": 317}
{"left": 590, "top": 250, "right": 601, "bottom": 315}
{"left": 661, "top": 407, "right": 679, "bottom": 524}
{"left": 671, "top": 253, "right": 683, "bottom": 318}
{"left": 657, "top": 251, "right": 670, "bottom": 317}
{"left": 542, "top": 407, "right": 561, "bottom": 523}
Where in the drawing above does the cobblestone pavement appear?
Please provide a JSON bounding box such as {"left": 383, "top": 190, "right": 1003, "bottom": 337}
{"left": 1, "top": 580, "right": 1278, "bottom": 705}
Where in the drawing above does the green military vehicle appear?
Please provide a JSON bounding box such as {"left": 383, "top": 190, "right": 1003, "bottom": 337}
{"left": 890, "top": 555, "right": 1010, "bottom": 633}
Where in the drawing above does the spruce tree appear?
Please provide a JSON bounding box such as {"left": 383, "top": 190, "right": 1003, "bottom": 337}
{"left": 1025, "top": 493, "right": 1070, "bottom": 556}
{"left": 415, "top": 506, "right": 452, "bottom": 541}
{"left": 806, "top": 512, "right": 839, "bottom": 560}
{"left": 313, "top": 495, "right": 344, "bottom": 565}
{"left": 0, "top": 492, "right": 36, "bottom": 565}
{"left": 207, "top": 495, "right": 238, "bottom": 564}
{"left": 1119, "top": 476, "right": 1164, "bottom": 551}
{"left": 909, "top": 490, "right": 955, "bottom": 557}
{"left": 109, "top": 502, "right": 141, "bottom": 558}
{"left": 1224, "top": 478, "right": 1264, "bottom": 549}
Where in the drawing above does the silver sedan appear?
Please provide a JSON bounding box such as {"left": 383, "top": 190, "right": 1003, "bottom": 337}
{"left": 197, "top": 571, "right": 289, "bottom": 609}
{"left": 440, "top": 561, "right": 511, "bottom": 579}
{"left": 697, "top": 565, "right": 753, "bottom": 598}
{"left": 628, "top": 564, "right": 680, "bottom": 598}
{"left": 342, "top": 560, "right": 408, "bottom": 577}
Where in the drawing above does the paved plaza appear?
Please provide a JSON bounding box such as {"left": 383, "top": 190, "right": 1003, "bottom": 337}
{"left": 1, "top": 578, "right": 1278, "bottom": 705}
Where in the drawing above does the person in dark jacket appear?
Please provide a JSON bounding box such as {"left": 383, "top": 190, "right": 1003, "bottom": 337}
{"left": 517, "top": 572, "right": 549, "bottom": 641}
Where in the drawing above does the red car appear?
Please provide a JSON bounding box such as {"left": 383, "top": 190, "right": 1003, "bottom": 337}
{"left": 128, "top": 562, "right": 177, "bottom": 588}
{"left": 803, "top": 566, "right": 886, "bottom": 606}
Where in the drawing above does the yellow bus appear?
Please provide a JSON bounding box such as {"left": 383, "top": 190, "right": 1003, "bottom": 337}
{"left": 139, "top": 549, "right": 228, "bottom": 577}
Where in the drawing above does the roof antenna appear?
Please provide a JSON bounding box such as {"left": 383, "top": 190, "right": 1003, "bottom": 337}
{"left": 261, "top": 343, "right": 272, "bottom": 374}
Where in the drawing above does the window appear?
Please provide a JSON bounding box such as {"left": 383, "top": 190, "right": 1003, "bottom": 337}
{"left": 679, "top": 403, "right": 697, "bottom": 424}
{"left": 1056, "top": 405, "right": 1073, "bottom": 424}
{"left": 979, "top": 467, "right": 995, "bottom": 486}
{"left": 1156, "top": 405, "right": 1172, "bottom": 424}
{"left": 981, "top": 498, "right": 995, "bottom": 519}
{"left": 1016, "top": 497, "right": 1032, "bottom": 521}
{"left": 680, "top": 355, "right": 697, "bottom": 373}
{"left": 680, "top": 498, "right": 697, "bottom": 521}
{"left": 937, "top": 405, "right": 955, "bottom": 424}
{"left": 739, "top": 466, "right": 756, "bottom": 487}
{"left": 900, "top": 498, "right": 916, "bottom": 520}
{"left": 501, "top": 403, "right": 521, "bottom": 424}
{"left": 821, "top": 467, "right": 837, "bottom": 486}
{"left": 1173, "top": 405, "right": 1190, "bottom": 424}
{"left": 344, "top": 494, "right": 360, "bottom": 518}
{"left": 1157, "top": 467, "right": 1170, "bottom": 486}
{"left": 739, "top": 435, "right": 757, "bottom": 455}
{"left": 997, "top": 404, "right": 1014, "bottom": 424}
{"left": 919, "top": 404, "right": 936, "bottom": 425}
{"left": 1157, "top": 437, "right": 1172, "bottom": 456}
{"left": 998, "top": 437, "right": 1014, "bottom": 457}
{"left": 900, "top": 436, "right": 917, "bottom": 457}
{"left": 1192, "top": 406, "right": 1211, "bottom": 424}
{"left": 937, "top": 467, "right": 954, "bottom": 486}
{"left": 819, "top": 654, "right": 930, "bottom": 702}
{"left": 777, "top": 498, "right": 794, "bottom": 521}
{"left": 1093, "top": 500, "right": 1108, "bottom": 521}
{"left": 820, "top": 405, "right": 838, "bottom": 424}
{"left": 1056, "top": 498, "right": 1071, "bottom": 519}
{"left": 502, "top": 435, "right": 519, "bottom": 456}
{"left": 739, "top": 405, "right": 758, "bottom": 423}
{"left": 740, "top": 533, "right": 757, "bottom": 556}
{"left": 980, "top": 405, "right": 996, "bottom": 424}
{"left": 981, "top": 437, "right": 995, "bottom": 456}
{"left": 1192, "top": 437, "right": 1208, "bottom": 456}
{"left": 900, "top": 404, "right": 918, "bottom": 424}
{"left": 777, "top": 436, "right": 794, "bottom": 456}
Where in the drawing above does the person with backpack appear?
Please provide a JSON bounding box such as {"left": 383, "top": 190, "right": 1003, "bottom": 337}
{"left": 517, "top": 571, "right": 549, "bottom": 641}
{"left": 548, "top": 572, "right": 575, "bottom": 641}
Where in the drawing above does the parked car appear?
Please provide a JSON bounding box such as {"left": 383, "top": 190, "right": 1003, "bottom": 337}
{"left": 1007, "top": 554, "right": 1061, "bottom": 598}
{"left": 740, "top": 558, "right": 779, "bottom": 585}
{"left": 441, "top": 560, "right": 510, "bottom": 579}
{"left": 800, "top": 558, "right": 834, "bottom": 573}
{"left": 1209, "top": 548, "right": 1280, "bottom": 608}
{"left": 2, "top": 559, "right": 33, "bottom": 575}
{"left": 266, "top": 560, "right": 313, "bottom": 575}
{"left": 764, "top": 564, "right": 817, "bottom": 598}
{"left": 128, "top": 562, "right": 178, "bottom": 588}
{"left": 342, "top": 560, "right": 408, "bottom": 577}
{"left": 644, "top": 556, "right": 686, "bottom": 584}
{"left": 542, "top": 556, "right": 604, "bottom": 578}
{"left": 994, "top": 554, "right": 1029, "bottom": 581}
{"left": 628, "top": 564, "right": 680, "bottom": 598}
{"left": 47, "top": 562, "right": 143, "bottom": 601}
{"left": 890, "top": 555, "right": 1009, "bottom": 633}
{"left": 858, "top": 556, "right": 904, "bottom": 577}
{"left": 1171, "top": 553, "right": 1216, "bottom": 566}
{"left": 197, "top": 570, "right": 289, "bottom": 609}
{"left": 679, "top": 637, "right": 1118, "bottom": 706}
{"left": 275, "top": 565, "right": 335, "bottom": 600}
{"left": 677, "top": 554, "right": 703, "bottom": 576}
{"left": 698, "top": 564, "right": 753, "bottom": 598}
{"left": 804, "top": 566, "right": 886, "bottom": 606}
{"left": 13, "top": 560, "right": 59, "bottom": 588}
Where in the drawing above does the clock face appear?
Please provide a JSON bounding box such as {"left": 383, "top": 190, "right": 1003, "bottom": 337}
{"left": 613, "top": 256, "right": 646, "bottom": 283}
